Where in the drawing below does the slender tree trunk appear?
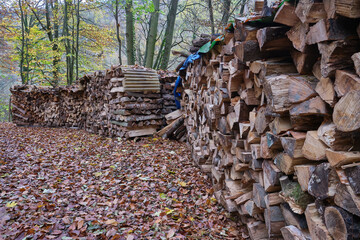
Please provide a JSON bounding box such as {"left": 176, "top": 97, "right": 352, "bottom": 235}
{"left": 159, "top": 0, "right": 179, "bottom": 70}
{"left": 63, "top": 0, "right": 73, "bottom": 85}
{"left": 115, "top": 0, "right": 122, "bottom": 65}
{"left": 220, "top": 0, "right": 231, "bottom": 29}
{"left": 75, "top": 0, "right": 81, "bottom": 78}
{"left": 208, "top": 0, "right": 215, "bottom": 35}
{"left": 71, "top": 1, "right": 75, "bottom": 83}
{"left": 153, "top": 39, "right": 165, "bottom": 69}
{"left": 144, "top": 0, "right": 160, "bottom": 68}
{"left": 45, "top": 0, "right": 60, "bottom": 86}
{"left": 125, "top": 0, "right": 135, "bottom": 65}
{"left": 18, "top": 0, "right": 26, "bottom": 84}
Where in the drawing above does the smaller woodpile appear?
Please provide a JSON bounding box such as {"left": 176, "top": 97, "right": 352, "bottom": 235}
{"left": 156, "top": 109, "right": 186, "bottom": 141}
{"left": 108, "top": 66, "right": 165, "bottom": 138}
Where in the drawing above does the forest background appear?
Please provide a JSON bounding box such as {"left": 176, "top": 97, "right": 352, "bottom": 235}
{"left": 0, "top": 0, "right": 253, "bottom": 121}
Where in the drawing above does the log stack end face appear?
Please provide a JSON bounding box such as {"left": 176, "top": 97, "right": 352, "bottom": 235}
{"left": 182, "top": 0, "right": 360, "bottom": 238}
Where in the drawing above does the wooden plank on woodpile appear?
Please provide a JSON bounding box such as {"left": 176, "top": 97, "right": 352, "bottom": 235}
{"left": 126, "top": 127, "right": 157, "bottom": 138}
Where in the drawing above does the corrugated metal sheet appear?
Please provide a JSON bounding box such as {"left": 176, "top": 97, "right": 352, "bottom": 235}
{"left": 123, "top": 68, "right": 160, "bottom": 93}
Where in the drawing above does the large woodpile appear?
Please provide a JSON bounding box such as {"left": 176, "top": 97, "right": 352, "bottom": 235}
{"left": 181, "top": 1, "right": 360, "bottom": 239}
{"left": 10, "top": 85, "right": 85, "bottom": 128}
{"left": 10, "top": 66, "right": 178, "bottom": 138}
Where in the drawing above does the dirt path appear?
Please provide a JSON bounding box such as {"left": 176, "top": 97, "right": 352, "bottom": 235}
{"left": 0, "top": 123, "right": 243, "bottom": 239}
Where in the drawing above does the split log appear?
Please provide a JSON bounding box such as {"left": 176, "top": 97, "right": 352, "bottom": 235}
{"left": 334, "top": 70, "right": 360, "bottom": 97}
{"left": 343, "top": 164, "right": 360, "bottom": 194}
{"left": 266, "top": 132, "right": 282, "bottom": 151}
{"left": 318, "top": 39, "right": 360, "bottom": 78}
{"left": 305, "top": 203, "right": 333, "bottom": 240}
{"left": 286, "top": 22, "right": 309, "bottom": 53}
{"left": 269, "top": 117, "right": 292, "bottom": 135}
{"left": 281, "top": 225, "right": 311, "bottom": 240}
{"left": 317, "top": 121, "right": 355, "bottom": 151}
{"left": 323, "top": 0, "right": 336, "bottom": 19}
{"left": 324, "top": 206, "right": 360, "bottom": 240}
{"left": 295, "top": 0, "right": 327, "bottom": 23}
{"left": 352, "top": 52, "right": 360, "bottom": 76}
{"left": 335, "top": 0, "right": 360, "bottom": 18}
{"left": 291, "top": 49, "right": 319, "bottom": 74}
{"left": 326, "top": 149, "right": 360, "bottom": 167}
{"left": 308, "top": 163, "right": 339, "bottom": 200}
{"left": 256, "top": 26, "right": 292, "bottom": 52}
{"left": 302, "top": 131, "right": 327, "bottom": 160}
{"left": 281, "top": 134, "right": 306, "bottom": 158}
{"left": 234, "top": 40, "right": 263, "bottom": 63}
{"left": 253, "top": 183, "right": 267, "bottom": 209}
{"left": 273, "top": 2, "right": 300, "bottom": 27}
{"left": 263, "top": 160, "right": 283, "bottom": 192}
{"left": 289, "top": 96, "right": 328, "bottom": 131}
{"left": 247, "top": 221, "right": 268, "bottom": 240}
{"left": 280, "top": 203, "right": 308, "bottom": 230}
{"left": 265, "top": 192, "right": 284, "bottom": 208}
{"left": 274, "top": 153, "right": 309, "bottom": 175}
{"left": 294, "top": 164, "right": 316, "bottom": 192}
{"left": 265, "top": 206, "right": 286, "bottom": 237}
{"left": 306, "top": 19, "right": 353, "bottom": 45}
{"left": 333, "top": 90, "right": 360, "bottom": 132}
{"left": 315, "top": 77, "right": 336, "bottom": 107}
{"left": 334, "top": 183, "right": 360, "bottom": 217}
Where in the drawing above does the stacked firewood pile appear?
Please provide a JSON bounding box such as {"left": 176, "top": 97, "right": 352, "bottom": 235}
{"left": 11, "top": 65, "right": 178, "bottom": 138}
{"left": 181, "top": 0, "right": 360, "bottom": 239}
{"left": 11, "top": 85, "right": 85, "bottom": 128}
{"left": 106, "top": 66, "right": 164, "bottom": 138}
{"left": 159, "top": 70, "right": 178, "bottom": 115}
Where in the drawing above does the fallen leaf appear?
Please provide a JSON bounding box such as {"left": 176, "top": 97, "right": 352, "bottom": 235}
{"left": 178, "top": 181, "right": 187, "bottom": 187}
{"left": 105, "top": 219, "right": 118, "bottom": 226}
{"left": 6, "top": 202, "right": 17, "bottom": 208}
{"left": 167, "top": 228, "right": 176, "bottom": 238}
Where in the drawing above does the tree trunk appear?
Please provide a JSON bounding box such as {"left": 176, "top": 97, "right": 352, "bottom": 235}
{"left": 114, "top": 0, "right": 122, "bottom": 65}
{"left": 220, "top": 0, "right": 231, "bottom": 29}
{"left": 159, "top": 0, "right": 179, "bottom": 70}
{"left": 145, "top": 0, "right": 160, "bottom": 68}
{"left": 63, "top": 0, "right": 73, "bottom": 85}
{"left": 18, "top": 0, "right": 26, "bottom": 84}
{"left": 125, "top": 0, "right": 135, "bottom": 65}
{"left": 208, "top": 0, "right": 215, "bottom": 35}
{"left": 75, "top": 0, "right": 81, "bottom": 79}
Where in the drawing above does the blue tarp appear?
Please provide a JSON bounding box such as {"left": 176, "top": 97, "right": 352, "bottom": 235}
{"left": 174, "top": 52, "right": 202, "bottom": 109}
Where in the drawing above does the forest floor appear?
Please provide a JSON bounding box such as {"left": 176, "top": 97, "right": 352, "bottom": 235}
{"left": 0, "top": 123, "right": 243, "bottom": 239}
